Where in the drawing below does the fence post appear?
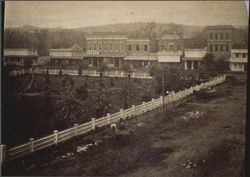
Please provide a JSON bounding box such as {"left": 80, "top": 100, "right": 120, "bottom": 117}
{"left": 121, "top": 71, "right": 124, "bottom": 77}
{"left": 74, "top": 124, "right": 79, "bottom": 136}
{"left": 94, "top": 70, "right": 97, "bottom": 76}
{"left": 22, "top": 69, "right": 25, "bottom": 75}
{"left": 53, "top": 130, "right": 58, "bottom": 145}
{"left": 29, "top": 138, "right": 34, "bottom": 152}
{"left": 132, "top": 105, "right": 135, "bottom": 118}
{"left": 142, "top": 102, "right": 146, "bottom": 113}
{"left": 151, "top": 98, "right": 155, "bottom": 110}
{"left": 107, "top": 113, "right": 111, "bottom": 125}
{"left": 132, "top": 72, "right": 135, "bottom": 78}
{"left": 0, "top": 145, "right": 6, "bottom": 166}
{"left": 120, "top": 109, "right": 124, "bottom": 120}
{"left": 160, "top": 96, "right": 163, "bottom": 106}
{"left": 92, "top": 118, "right": 96, "bottom": 130}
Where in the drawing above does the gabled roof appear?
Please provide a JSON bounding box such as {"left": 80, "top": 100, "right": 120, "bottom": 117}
{"left": 49, "top": 43, "right": 83, "bottom": 52}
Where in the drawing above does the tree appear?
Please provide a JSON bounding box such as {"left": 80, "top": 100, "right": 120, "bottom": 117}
{"left": 122, "top": 78, "right": 136, "bottom": 109}
{"left": 54, "top": 87, "right": 83, "bottom": 129}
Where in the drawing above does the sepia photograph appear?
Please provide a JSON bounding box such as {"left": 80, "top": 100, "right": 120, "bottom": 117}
{"left": 0, "top": 1, "right": 249, "bottom": 176}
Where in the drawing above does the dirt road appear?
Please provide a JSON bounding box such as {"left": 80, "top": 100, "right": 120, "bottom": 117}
{"left": 4, "top": 81, "right": 246, "bottom": 177}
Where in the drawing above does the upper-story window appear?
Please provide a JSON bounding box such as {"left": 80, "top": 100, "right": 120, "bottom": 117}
{"left": 110, "top": 43, "right": 113, "bottom": 51}
{"left": 226, "top": 45, "right": 229, "bottom": 52}
{"left": 144, "top": 45, "right": 148, "bottom": 51}
{"left": 177, "top": 45, "right": 181, "bottom": 51}
{"left": 136, "top": 45, "right": 140, "bottom": 51}
{"left": 225, "top": 33, "right": 229, "bottom": 39}
{"left": 235, "top": 53, "right": 240, "bottom": 58}
{"left": 104, "top": 43, "right": 107, "bottom": 51}
{"left": 215, "top": 44, "right": 218, "bottom": 52}
{"left": 99, "top": 43, "right": 102, "bottom": 51}
{"left": 161, "top": 45, "right": 165, "bottom": 51}
{"left": 215, "top": 33, "right": 218, "bottom": 40}
{"left": 242, "top": 53, "right": 247, "bottom": 58}
{"left": 220, "top": 33, "right": 224, "bottom": 40}
{"left": 169, "top": 44, "right": 174, "bottom": 51}
{"left": 210, "top": 33, "right": 213, "bottom": 40}
{"left": 88, "top": 44, "right": 92, "bottom": 50}
{"left": 120, "top": 43, "right": 124, "bottom": 51}
{"left": 115, "top": 43, "right": 118, "bottom": 51}
{"left": 94, "top": 43, "right": 97, "bottom": 50}
{"left": 209, "top": 45, "right": 213, "bottom": 52}
{"left": 128, "top": 45, "right": 132, "bottom": 51}
{"left": 220, "top": 45, "right": 224, "bottom": 52}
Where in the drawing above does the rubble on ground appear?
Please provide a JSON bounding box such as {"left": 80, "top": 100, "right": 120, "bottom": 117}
{"left": 181, "top": 110, "right": 204, "bottom": 120}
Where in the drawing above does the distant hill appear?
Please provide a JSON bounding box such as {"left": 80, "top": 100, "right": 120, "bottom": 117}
{"left": 4, "top": 23, "right": 248, "bottom": 50}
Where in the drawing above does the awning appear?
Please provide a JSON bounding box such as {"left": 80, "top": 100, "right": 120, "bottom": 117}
{"left": 124, "top": 55, "right": 157, "bottom": 61}
{"left": 158, "top": 55, "right": 181, "bottom": 63}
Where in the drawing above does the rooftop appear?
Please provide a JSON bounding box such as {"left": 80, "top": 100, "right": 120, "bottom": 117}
{"left": 207, "top": 25, "right": 234, "bottom": 30}
{"left": 86, "top": 35, "right": 128, "bottom": 40}
{"left": 4, "top": 48, "right": 38, "bottom": 56}
{"left": 161, "top": 34, "right": 181, "bottom": 40}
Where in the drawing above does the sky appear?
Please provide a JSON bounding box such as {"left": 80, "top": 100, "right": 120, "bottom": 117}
{"left": 4, "top": 1, "right": 249, "bottom": 29}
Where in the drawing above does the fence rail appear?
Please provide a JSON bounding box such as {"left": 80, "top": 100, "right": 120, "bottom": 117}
{"left": 0, "top": 75, "right": 226, "bottom": 165}
{"left": 8, "top": 68, "right": 153, "bottom": 79}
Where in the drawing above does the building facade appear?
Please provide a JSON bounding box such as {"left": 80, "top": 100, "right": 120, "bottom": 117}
{"left": 84, "top": 36, "right": 127, "bottom": 68}
{"left": 207, "top": 25, "right": 234, "bottom": 60}
{"left": 229, "top": 49, "right": 248, "bottom": 72}
{"left": 3, "top": 49, "right": 38, "bottom": 67}
{"left": 158, "top": 34, "right": 183, "bottom": 53}
{"left": 183, "top": 48, "right": 207, "bottom": 70}
{"left": 49, "top": 43, "right": 84, "bottom": 68}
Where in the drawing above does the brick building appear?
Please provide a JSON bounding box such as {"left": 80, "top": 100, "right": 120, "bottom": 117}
{"left": 84, "top": 36, "right": 127, "bottom": 68}
{"left": 207, "top": 25, "right": 234, "bottom": 60}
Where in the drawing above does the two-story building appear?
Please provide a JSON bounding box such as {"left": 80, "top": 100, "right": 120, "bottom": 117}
{"left": 49, "top": 43, "right": 84, "bottom": 68}
{"left": 182, "top": 48, "right": 207, "bottom": 70}
{"left": 229, "top": 49, "right": 248, "bottom": 72}
{"left": 124, "top": 39, "right": 158, "bottom": 69}
{"left": 84, "top": 35, "right": 127, "bottom": 68}
{"left": 3, "top": 48, "right": 38, "bottom": 67}
{"left": 207, "top": 25, "right": 234, "bottom": 60}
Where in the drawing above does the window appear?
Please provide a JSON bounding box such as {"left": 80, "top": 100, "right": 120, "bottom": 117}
{"left": 110, "top": 43, "right": 113, "bottom": 51}
{"left": 128, "top": 45, "right": 132, "bottom": 51}
{"left": 161, "top": 45, "right": 165, "bottom": 51}
{"left": 120, "top": 43, "right": 124, "bottom": 51}
{"left": 215, "top": 45, "right": 218, "bottom": 52}
{"left": 177, "top": 45, "right": 181, "bottom": 51}
{"left": 242, "top": 53, "right": 246, "bottom": 58}
{"left": 226, "top": 45, "right": 229, "bottom": 52}
{"left": 220, "top": 33, "right": 224, "bottom": 40}
{"left": 88, "top": 44, "right": 92, "bottom": 50}
{"left": 114, "top": 59, "right": 119, "bottom": 67}
{"left": 94, "top": 43, "right": 97, "bottom": 50}
{"left": 215, "top": 33, "right": 218, "bottom": 40}
{"left": 169, "top": 44, "right": 174, "bottom": 51}
{"left": 104, "top": 43, "right": 107, "bottom": 51}
{"left": 210, "top": 33, "right": 213, "bottom": 40}
{"left": 220, "top": 45, "right": 224, "bottom": 52}
{"left": 144, "top": 45, "right": 148, "bottom": 51}
{"left": 225, "top": 33, "right": 229, "bottom": 39}
{"left": 235, "top": 53, "right": 240, "bottom": 58}
{"left": 99, "top": 44, "right": 102, "bottom": 51}
{"left": 115, "top": 43, "right": 118, "bottom": 51}
{"left": 210, "top": 45, "right": 213, "bottom": 52}
{"left": 93, "top": 58, "right": 98, "bottom": 67}
{"left": 136, "top": 45, "right": 139, "bottom": 51}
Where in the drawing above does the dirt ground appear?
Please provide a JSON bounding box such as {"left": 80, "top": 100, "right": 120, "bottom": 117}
{"left": 3, "top": 80, "right": 246, "bottom": 177}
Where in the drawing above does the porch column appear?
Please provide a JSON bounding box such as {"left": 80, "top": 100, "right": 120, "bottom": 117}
{"left": 191, "top": 61, "right": 194, "bottom": 70}
{"left": 184, "top": 60, "right": 188, "bottom": 70}
{"left": 198, "top": 61, "right": 201, "bottom": 67}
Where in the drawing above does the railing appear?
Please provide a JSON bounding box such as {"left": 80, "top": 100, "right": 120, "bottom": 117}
{"left": 0, "top": 74, "right": 226, "bottom": 165}
{"left": 8, "top": 68, "right": 153, "bottom": 79}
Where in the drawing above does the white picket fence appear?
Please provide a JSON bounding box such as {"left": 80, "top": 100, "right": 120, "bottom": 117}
{"left": 8, "top": 68, "right": 153, "bottom": 79}
{"left": 0, "top": 74, "right": 226, "bottom": 165}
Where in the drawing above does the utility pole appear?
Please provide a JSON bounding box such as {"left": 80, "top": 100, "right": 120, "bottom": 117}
{"left": 162, "top": 69, "right": 165, "bottom": 111}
